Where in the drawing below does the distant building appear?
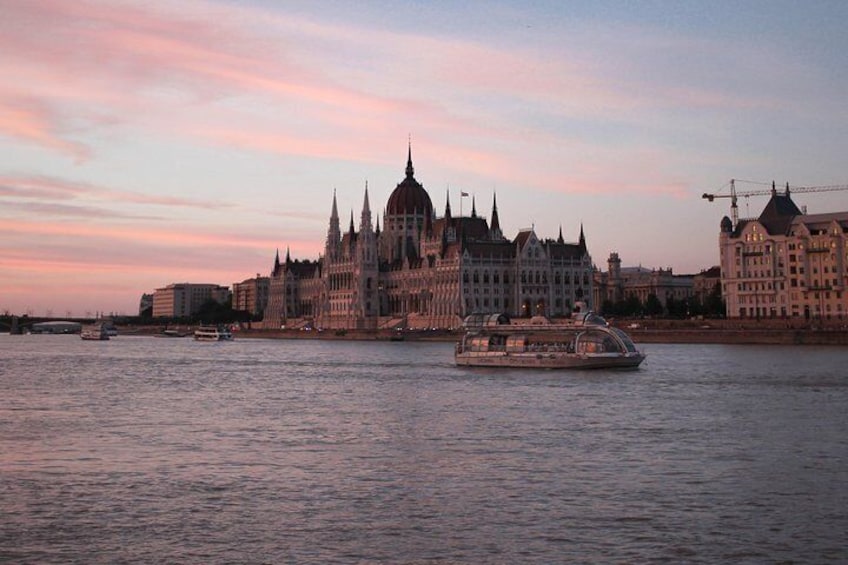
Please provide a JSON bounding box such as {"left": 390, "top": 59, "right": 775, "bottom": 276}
{"left": 693, "top": 266, "right": 721, "bottom": 304}
{"left": 263, "top": 146, "right": 594, "bottom": 330}
{"left": 232, "top": 275, "right": 270, "bottom": 317}
{"left": 594, "top": 252, "right": 694, "bottom": 312}
{"left": 718, "top": 185, "right": 848, "bottom": 319}
{"left": 152, "top": 283, "right": 230, "bottom": 318}
{"left": 139, "top": 293, "right": 153, "bottom": 316}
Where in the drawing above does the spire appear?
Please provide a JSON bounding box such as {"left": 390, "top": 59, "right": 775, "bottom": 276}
{"left": 349, "top": 209, "right": 355, "bottom": 234}
{"left": 326, "top": 189, "right": 341, "bottom": 257}
{"left": 375, "top": 214, "right": 381, "bottom": 236}
{"left": 331, "top": 189, "right": 339, "bottom": 222}
{"left": 405, "top": 140, "right": 414, "bottom": 179}
{"left": 557, "top": 225, "right": 564, "bottom": 244}
{"left": 445, "top": 188, "right": 452, "bottom": 220}
{"left": 471, "top": 195, "right": 477, "bottom": 218}
{"left": 490, "top": 192, "right": 500, "bottom": 232}
{"left": 285, "top": 246, "right": 291, "bottom": 264}
{"left": 360, "top": 181, "right": 373, "bottom": 231}
{"left": 273, "top": 248, "right": 280, "bottom": 274}
{"left": 578, "top": 223, "right": 586, "bottom": 252}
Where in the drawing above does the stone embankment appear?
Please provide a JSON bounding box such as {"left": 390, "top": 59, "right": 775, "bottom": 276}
{"left": 119, "top": 321, "right": 848, "bottom": 345}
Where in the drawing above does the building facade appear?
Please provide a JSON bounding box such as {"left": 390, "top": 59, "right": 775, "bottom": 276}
{"left": 263, "top": 148, "right": 594, "bottom": 330}
{"left": 718, "top": 186, "right": 848, "bottom": 319}
{"left": 593, "top": 252, "right": 694, "bottom": 312}
{"left": 232, "top": 275, "right": 270, "bottom": 317}
{"left": 152, "top": 283, "right": 230, "bottom": 318}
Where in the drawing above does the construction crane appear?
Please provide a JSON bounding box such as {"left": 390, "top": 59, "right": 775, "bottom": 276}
{"left": 702, "top": 179, "right": 848, "bottom": 228}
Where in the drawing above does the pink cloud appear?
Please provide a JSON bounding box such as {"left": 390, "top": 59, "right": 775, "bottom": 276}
{"left": 0, "top": 95, "right": 91, "bottom": 161}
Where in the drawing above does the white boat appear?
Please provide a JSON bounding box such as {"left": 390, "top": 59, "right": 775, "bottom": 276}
{"left": 80, "top": 323, "right": 110, "bottom": 341}
{"left": 455, "top": 310, "right": 645, "bottom": 370}
{"left": 194, "top": 325, "right": 233, "bottom": 341}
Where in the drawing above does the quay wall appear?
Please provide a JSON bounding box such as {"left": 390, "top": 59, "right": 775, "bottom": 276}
{"left": 116, "top": 323, "right": 848, "bottom": 345}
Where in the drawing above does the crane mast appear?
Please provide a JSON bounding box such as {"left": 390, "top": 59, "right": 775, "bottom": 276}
{"left": 702, "top": 179, "right": 848, "bottom": 229}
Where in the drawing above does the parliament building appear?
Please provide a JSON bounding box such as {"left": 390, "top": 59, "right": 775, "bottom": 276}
{"left": 262, "top": 147, "right": 594, "bottom": 330}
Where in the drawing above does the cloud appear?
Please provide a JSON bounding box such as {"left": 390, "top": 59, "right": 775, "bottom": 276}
{"left": 0, "top": 174, "right": 229, "bottom": 211}
{"left": 0, "top": 94, "right": 92, "bottom": 161}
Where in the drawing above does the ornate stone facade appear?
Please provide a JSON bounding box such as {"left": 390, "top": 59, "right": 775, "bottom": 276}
{"left": 719, "top": 186, "right": 848, "bottom": 319}
{"left": 263, "top": 147, "right": 594, "bottom": 330}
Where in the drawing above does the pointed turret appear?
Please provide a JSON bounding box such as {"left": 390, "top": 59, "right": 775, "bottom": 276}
{"left": 273, "top": 248, "right": 281, "bottom": 275}
{"left": 326, "top": 189, "right": 341, "bottom": 259}
{"left": 557, "top": 225, "right": 564, "bottom": 244}
{"left": 445, "top": 188, "right": 452, "bottom": 221}
{"left": 331, "top": 189, "right": 339, "bottom": 223}
{"left": 375, "top": 214, "right": 381, "bottom": 237}
{"left": 578, "top": 223, "right": 587, "bottom": 253}
{"left": 471, "top": 195, "right": 477, "bottom": 218}
{"left": 405, "top": 141, "right": 414, "bottom": 179}
{"left": 490, "top": 192, "right": 501, "bottom": 239}
{"left": 360, "top": 182, "right": 373, "bottom": 232}
{"left": 285, "top": 246, "right": 291, "bottom": 265}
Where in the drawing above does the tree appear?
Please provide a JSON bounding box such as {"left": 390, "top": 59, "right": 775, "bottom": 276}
{"left": 645, "top": 294, "right": 663, "bottom": 317}
{"left": 704, "top": 282, "right": 725, "bottom": 318}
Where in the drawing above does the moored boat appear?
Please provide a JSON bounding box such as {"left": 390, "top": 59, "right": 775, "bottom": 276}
{"left": 159, "top": 329, "right": 188, "bottom": 338}
{"left": 455, "top": 310, "right": 645, "bottom": 369}
{"left": 80, "top": 323, "right": 110, "bottom": 341}
{"left": 194, "top": 325, "right": 233, "bottom": 341}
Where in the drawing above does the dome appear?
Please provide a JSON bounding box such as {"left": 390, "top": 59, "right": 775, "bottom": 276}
{"left": 385, "top": 148, "right": 433, "bottom": 217}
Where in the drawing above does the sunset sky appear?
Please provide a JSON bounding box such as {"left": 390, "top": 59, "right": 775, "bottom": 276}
{"left": 2, "top": 0, "right": 848, "bottom": 317}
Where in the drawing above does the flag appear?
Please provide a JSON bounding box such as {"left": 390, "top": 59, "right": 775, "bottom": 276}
{"left": 460, "top": 191, "right": 469, "bottom": 197}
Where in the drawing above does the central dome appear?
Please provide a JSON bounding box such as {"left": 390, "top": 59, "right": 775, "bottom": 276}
{"left": 386, "top": 148, "right": 433, "bottom": 217}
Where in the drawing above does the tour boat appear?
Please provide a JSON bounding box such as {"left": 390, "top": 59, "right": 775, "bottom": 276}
{"left": 455, "top": 309, "right": 645, "bottom": 370}
{"left": 194, "top": 325, "right": 234, "bottom": 342}
{"left": 80, "top": 323, "right": 110, "bottom": 341}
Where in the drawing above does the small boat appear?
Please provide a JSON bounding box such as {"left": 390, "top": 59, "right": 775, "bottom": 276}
{"left": 80, "top": 323, "right": 110, "bottom": 341}
{"left": 194, "top": 325, "right": 233, "bottom": 342}
{"left": 158, "top": 329, "right": 188, "bottom": 338}
{"left": 455, "top": 309, "right": 644, "bottom": 370}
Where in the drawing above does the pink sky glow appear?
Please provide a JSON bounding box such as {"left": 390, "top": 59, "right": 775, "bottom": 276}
{"left": 2, "top": 0, "right": 848, "bottom": 316}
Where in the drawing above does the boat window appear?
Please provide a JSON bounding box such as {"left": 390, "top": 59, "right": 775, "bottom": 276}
{"left": 576, "top": 330, "right": 624, "bottom": 354}
{"left": 610, "top": 328, "right": 638, "bottom": 352}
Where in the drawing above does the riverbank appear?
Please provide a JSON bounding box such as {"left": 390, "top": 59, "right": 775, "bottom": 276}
{"left": 110, "top": 321, "right": 848, "bottom": 345}
{"left": 234, "top": 326, "right": 848, "bottom": 346}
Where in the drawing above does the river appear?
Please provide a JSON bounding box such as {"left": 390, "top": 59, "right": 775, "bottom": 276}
{"left": 1, "top": 335, "right": 846, "bottom": 563}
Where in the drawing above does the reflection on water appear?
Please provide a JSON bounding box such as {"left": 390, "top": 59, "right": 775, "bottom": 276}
{"left": 1, "top": 335, "right": 847, "bottom": 563}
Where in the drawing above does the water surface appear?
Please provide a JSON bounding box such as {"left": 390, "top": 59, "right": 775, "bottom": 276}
{"left": 1, "top": 335, "right": 846, "bottom": 563}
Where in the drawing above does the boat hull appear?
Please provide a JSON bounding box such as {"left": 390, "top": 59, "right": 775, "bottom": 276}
{"left": 80, "top": 324, "right": 110, "bottom": 341}
{"left": 193, "top": 326, "right": 233, "bottom": 341}
{"left": 455, "top": 351, "right": 644, "bottom": 369}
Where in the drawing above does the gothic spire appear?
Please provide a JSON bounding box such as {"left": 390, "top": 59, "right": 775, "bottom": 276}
{"left": 285, "top": 246, "right": 291, "bottom": 264}
{"left": 557, "top": 225, "right": 564, "bottom": 244}
{"left": 471, "top": 195, "right": 477, "bottom": 218}
{"left": 330, "top": 189, "right": 339, "bottom": 222}
{"left": 490, "top": 192, "right": 500, "bottom": 232}
{"left": 405, "top": 140, "right": 414, "bottom": 179}
{"left": 445, "top": 188, "right": 452, "bottom": 220}
{"left": 360, "top": 181, "right": 373, "bottom": 231}
{"left": 273, "top": 248, "right": 280, "bottom": 274}
{"left": 578, "top": 223, "right": 586, "bottom": 253}
{"left": 326, "top": 189, "right": 341, "bottom": 255}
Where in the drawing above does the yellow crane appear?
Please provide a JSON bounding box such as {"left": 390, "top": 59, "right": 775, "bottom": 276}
{"left": 702, "top": 179, "right": 848, "bottom": 228}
